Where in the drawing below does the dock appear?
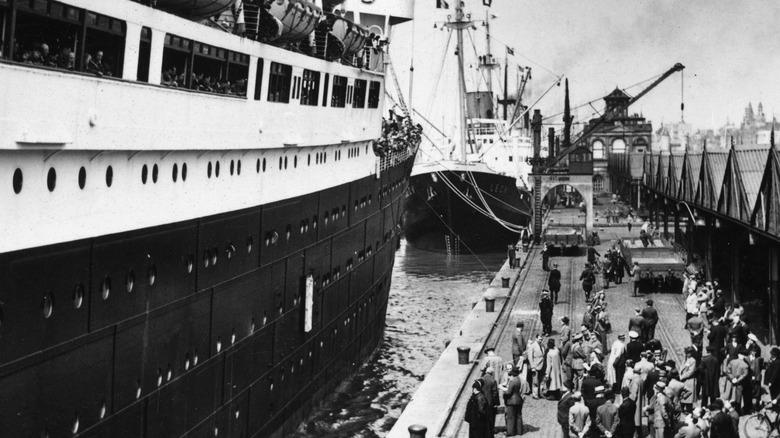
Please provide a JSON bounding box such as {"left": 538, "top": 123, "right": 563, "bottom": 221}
{"left": 387, "top": 198, "right": 765, "bottom": 437}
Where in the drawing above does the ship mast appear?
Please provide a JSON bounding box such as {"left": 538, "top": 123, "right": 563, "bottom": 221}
{"left": 445, "top": 2, "right": 472, "bottom": 163}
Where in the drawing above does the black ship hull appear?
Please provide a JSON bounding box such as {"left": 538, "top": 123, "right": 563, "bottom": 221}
{"left": 0, "top": 154, "right": 415, "bottom": 438}
{"left": 402, "top": 168, "right": 531, "bottom": 253}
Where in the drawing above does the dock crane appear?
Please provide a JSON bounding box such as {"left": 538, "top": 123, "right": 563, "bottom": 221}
{"left": 547, "top": 62, "right": 685, "bottom": 168}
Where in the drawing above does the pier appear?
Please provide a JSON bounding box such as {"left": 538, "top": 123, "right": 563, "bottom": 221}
{"left": 388, "top": 197, "right": 767, "bottom": 437}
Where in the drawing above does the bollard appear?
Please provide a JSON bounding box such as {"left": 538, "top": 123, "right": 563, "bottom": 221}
{"left": 408, "top": 424, "right": 427, "bottom": 438}
{"left": 485, "top": 298, "right": 495, "bottom": 312}
{"left": 501, "top": 277, "right": 510, "bottom": 288}
{"left": 457, "top": 346, "right": 470, "bottom": 364}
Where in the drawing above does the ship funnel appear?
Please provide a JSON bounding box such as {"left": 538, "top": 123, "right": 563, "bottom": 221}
{"left": 532, "top": 109, "right": 542, "bottom": 158}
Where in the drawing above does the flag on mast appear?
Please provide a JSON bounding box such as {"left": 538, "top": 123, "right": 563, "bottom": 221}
{"left": 436, "top": 0, "right": 450, "bottom": 8}
{"left": 483, "top": 0, "right": 492, "bottom": 6}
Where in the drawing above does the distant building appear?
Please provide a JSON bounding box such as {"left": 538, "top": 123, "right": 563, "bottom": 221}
{"left": 653, "top": 121, "right": 692, "bottom": 152}
{"left": 737, "top": 102, "right": 779, "bottom": 146}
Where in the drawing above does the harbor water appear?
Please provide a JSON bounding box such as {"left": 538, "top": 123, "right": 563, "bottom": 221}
{"left": 290, "top": 239, "right": 505, "bottom": 438}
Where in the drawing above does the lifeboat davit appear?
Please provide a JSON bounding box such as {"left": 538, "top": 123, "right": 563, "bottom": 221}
{"left": 155, "top": 0, "right": 236, "bottom": 21}
{"left": 266, "top": 0, "right": 323, "bottom": 42}
{"left": 329, "top": 14, "right": 370, "bottom": 57}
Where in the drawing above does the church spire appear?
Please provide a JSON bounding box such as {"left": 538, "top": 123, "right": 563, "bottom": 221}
{"left": 563, "top": 78, "right": 572, "bottom": 149}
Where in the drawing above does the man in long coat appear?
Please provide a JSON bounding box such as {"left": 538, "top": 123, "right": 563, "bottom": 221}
{"left": 465, "top": 379, "right": 491, "bottom": 438}
{"left": 725, "top": 348, "right": 751, "bottom": 414}
{"left": 503, "top": 367, "right": 528, "bottom": 437}
{"left": 616, "top": 386, "right": 636, "bottom": 438}
{"left": 549, "top": 263, "right": 562, "bottom": 304}
{"left": 569, "top": 392, "right": 591, "bottom": 438}
{"left": 764, "top": 347, "right": 780, "bottom": 399}
{"left": 557, "top": 381, "right": 576, "bottom": 438}
{"left": 628, "top": 309, "right": 645, "bottom": 343}
{"left": 545, "top": 338, "right": 564, "bottom": 399}
{"left": 481, "top": 367, "right": 499, "bottom": 437}
{"left": 539, "top": 291, "right": 554, "bottom": 336}
{"left": 698, "top": 346, "right": 720, "bottom": 407}
{"left": 596, "top": 390, "right": 620, "bottom": 438}
{"left": 640, "top": 300, "right": 659, "bottom": 341}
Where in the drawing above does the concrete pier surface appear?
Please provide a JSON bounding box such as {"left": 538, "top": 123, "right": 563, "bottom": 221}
{"left": 388, "top": 198, "right": 768, "bottom": 438}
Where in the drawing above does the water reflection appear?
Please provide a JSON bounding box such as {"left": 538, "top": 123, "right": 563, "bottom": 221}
{"left": 290, "top": 239, "right": 505, "bottom": 437}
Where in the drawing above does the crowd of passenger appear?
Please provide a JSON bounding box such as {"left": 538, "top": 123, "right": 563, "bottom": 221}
{"left": 465, "top": 252, "right": 774, "bottom": 437}
{"left": 11, "top": 42, "right": 112, "bottom": 76}
{"left": 160, "top": 66, "right": 247, "bottom": 96}
{"left": 374, "top": 111, "right": 422, "bottom": 157}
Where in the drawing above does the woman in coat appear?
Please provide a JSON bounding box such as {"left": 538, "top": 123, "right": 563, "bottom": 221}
{"left": 679, "top": 347, "right": 698, "bottom": 412}
{"left": 545, "top": 338, "right": 564, "bottom": 399}
{"left": 465, "top": 379, "right": 491, "bottom": 438}
{"left": 606, "top": 334, "right": 626, "bottom": 391}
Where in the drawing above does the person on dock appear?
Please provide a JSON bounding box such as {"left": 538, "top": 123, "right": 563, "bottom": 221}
{"left": 557, "top": 381, "right": 576, "bottom": 438}
{"left": 539, "top": 291, "right": 554, "bottom": 337}
{"left": 511, "top": 322, "right": 526, "bottom": 366}
{"left": 527, "top": 334, "right": 546, "bottom": 399}
{"left": 465, "top": 379, "right": 491, "bottom": 438}
{"left": 616, "top": 386, "right": 636, "bottom": 438}
{"left": 502, "top": 367, "right": 528, "bottom": 437}
{"left": 480, "top": 347, "right": 504, "bottom": 378}
{"left": 625, "top": 331, "right": 644, "bottom": 365}
{"left": 628, "top": 309, "right": 645, "bottom": 344}
{"left": 560, "top": 316, "right": 571, "bottom": 345}
{"left": 549, "top": 263, "right": 562, "bottom": 304}
{"left": 629, "top": 262, "right": 641, "bottom": 297}
{"left": 545, "top": 338, "right": 564, "bottom": 400}
{"left": 644, "top": 381, "right": 671, "bottom": 438}
{"left": 520, "top": 227, "right": 532, "bottom": 252}
{"left": 514, "top": 244, "right": 523, "bottom": 269}
{"left": 570, "top": 333, "right": 587, "bottom": 391}
{"left": 765, "top": 347, "right": 780, "bottom": 399}
{"left": 587, "top": 246, "right": 601, "bottom": 266}
{"left": 698, "top": 346, "right": 720, "bottom": 408}
{"left": 607, "top": 333, "right": 627, "bottom": 393}
{"left": 507, "top": 244, "right": 516, "bottom": 270}
{"left": 542, "top": 243, "right": 550, "bottom": 271}
{"left": 596, "top": 390, "right": 619, "bottom": 438}
{"left": 481, "top": 367, "right": 499, "bottom": 436}
{"left": 580, "top": 264, "right": 596, "bottom": 302}
{"left": 641, "top": 300, "right": 659, "bottom": 341}
{"left": 568, "top": 392, "right": 591, "bottom": 438}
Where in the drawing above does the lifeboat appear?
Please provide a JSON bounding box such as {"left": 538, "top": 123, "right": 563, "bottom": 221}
{"left": 154, "top": 0, "right": 236, "bottom": 21}
{"left": 265, "top": 0, "right": 323, "bottom": 42}
{"left": 328, "top": 13, "right": 370, "bottom": 57}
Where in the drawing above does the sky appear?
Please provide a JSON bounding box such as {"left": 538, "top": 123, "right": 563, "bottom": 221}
{"left": 388, "top": 0, "right": 780, "bottom": 134}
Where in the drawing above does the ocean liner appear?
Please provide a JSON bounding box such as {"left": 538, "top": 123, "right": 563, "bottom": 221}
{"left": 402, "top": 5, "right": 531, "bottom": 253}
{"left": 0, "top": 0, "right": 418, "bottom": 436}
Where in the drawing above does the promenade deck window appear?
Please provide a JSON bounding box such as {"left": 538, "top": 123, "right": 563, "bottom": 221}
{"left": 368, "top": 81, "right": 381, "bottom": 108}
{"left": 161, "top": 34, "right": 248, "bottom": 96}
{"left": 352, "top": 79, "right": 366, "bottom": 109}
{"left": 331, "top": 75, "right": 347, "bottom": 108}
{"left": 267, "top": 62, "right": 292, "bottom": 103}
{"left": 3, "top": 0, "right": 125, "bottom": 77}
{"left": 300, "top": 69, "right": 320, "bottom": 106}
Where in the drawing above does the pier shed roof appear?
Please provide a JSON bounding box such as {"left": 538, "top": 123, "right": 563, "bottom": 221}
{"left": 751, "top": 148, "right": 780, "bottom": 235}
{"left": 644, "top": 153, "right": 656, "bottom": 188}
{"left": 679, "top": 153, "right": 702, "bottom": 203}
{"left": 667, "top": 154, "right": 684, "bottom": 198}
{"left": 718, "top": 148, "right": 751, "bottom": 222}
{"left": 737, "top": 148, "right": 769, "bottom": 212}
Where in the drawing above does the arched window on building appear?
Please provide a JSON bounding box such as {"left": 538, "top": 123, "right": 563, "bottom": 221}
{"left": 592, "top": 140, "right": 605, "bottom": 159}
{"left": 611, "top": 138, "right": 626, "bottom": 154}
{"left": 593, "top": 174, "right": 604, "bottom": 193}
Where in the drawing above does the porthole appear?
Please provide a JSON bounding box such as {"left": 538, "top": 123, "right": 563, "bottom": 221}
{"left": 256, "top": 158, "right": 260, "bottom": 173}
{"left": 142, "top": 164, "right": 148, "bottom": 184}
{"left": 294, "top": 156, "right": 298, "bottom": 168}
{"left": 226, "top": 243, "right": 235, "bottom": 260}
{"left": 284, "top": 156, "right": 288, "bottom": 169}
{"left": 172, "top": 163, "right": 178, "bottom": 182}
{"left": 207, "top": 162, "right": 213, "bottom": 178}
{"left": 71, "top": 414, "right": 80, "bottom": 434}
{"left": 313, "top": 215, "right": 318, "bottom": 229}
{"left": 13, "top": 168, "right": 22, "bottom": 193}
{"left": 78, "top": 167, "right": 86, "bottom": 189}
{"left": 73, "top": 284, "right": 84, "bottom": 309}
{"left": 157, "top": 368, "right": 163, "bottom": 387}
{"left": 237, "top": 160, "right": 242, "bottom": 175}
{"left": 342, "top": 206, "right": 347, "bottom": 217}
{"left": 126, "top": 270, "right": 135, "bottom": 293}
{"left": 231, "top": 329, "right": 236, "bottom": 345}
{"left": 182, "top": 163, "right": 188, "bottom": 181}
{"left": 185, "top": 353, "right": 191, "bottom": 371}
{"left": 216, "top": 337, "right": 222, "bottom": 353}
{"left": 250, "top": 318, "right": 256, "bottom": 333}
{"left": 105, "top": 166, "right": 113, "bottom": 187}
{"left": 235, "top": 408, "right": 240, "bottom": 419}
{"left": 148, "top": 264, "right": 156, "bottom": 286}
{"left": 167, "top": 364, "right": 172, "bottom": 381}
{"left": 186, "top": 254, "right": 194, "bottom": 273}
{"left": 214, "top": 426, "right": 219, "bottom": 437}
{"left": 152, "top": 164, "right": 158, "bottom": 183}
{"left": 262, "top": 158, "right": 267, "bottom": 172}
{"left": 99, "top": 400, "right": 106, "bottom": 419}
{"left": 47, "top": 167, "right": 56, "bottom": 192}
{"left": 300, "top": 222, "right": 305, "bottom": 234}
{"left": 279, "top": 157, "right": 282, "bottom": 169}
{"left": 135, "top": 380, "right": 142, "bottom": 399}
{"left": 101, "top": 277, "right": 111, "bottom": 300}
{"left": 246, "top": 237, "right": 253, "bottom": 253}
{"left": 211, "top": 247, "right": 218, "bottom": 265}
{"left": 230, "top": 160, "right": 235, "bottom": 175}
{"left": 203, "top": 250, "right": 210, "bottom": 268}
{"left": 285, "top": 225, "right": 291, "bottom": 241}
{"left": 194, "top": 350, "right": 199, "bottom": 365}
{"left": 42, "top": 293, "right": 53, "bottom": 319}
{"left": 215, "top": 161, "right": 220, "bottom": 177}
{"left": 308, "top": 154, "right": 311, "bottom": 166}
{"left": 271, "top": 231, "right": 279, "bottom": 244}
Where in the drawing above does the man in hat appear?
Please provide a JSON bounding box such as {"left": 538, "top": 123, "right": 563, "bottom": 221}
{"left": 569, "top": 392, "right": 591, "bottom": 438}
{"left": 707, "top": 317, "right": 727, "bottom": 362}
{"left": 698, "top": 346, "right": 720, "bottom": 407}
{"left": 726, "top": 347, "right": 751, "bottom": 414}
{"left": 503, "top": 366, "right": 528, "bottom": 436}
{"left": 596, "top": 390, "right": 619, "bottom": 438}
{"left": 625, "top": 331, "right": 644, "bottom": 364}
{"left": 580, "top": 263, "right": 596, "bottom": 302}
{"left": 645, "top": 381, "right": 670, "bottom": 438}
{"left": 617, "top": 386, "right": 636, "bottom": 438}
{"left": 560, "top": 316, "right": 572, "bottom": 345}
{"left": 675, "top": 412, "right": 703, "bottom": 438}
{"left": 511, "top": 322, "right": 526, "bottom": 366}
{"left": 686, "top": 311, "right": 705, "bottom": 350}
{"left": 709, "top": 400, "right": 737, "bottom": 438}
{"left": 549, "top": 262, "right": 562, "bottom": 304}
{"left": 557, "top": 381, "right": 576, "bottom": 438}
{"left": 641, "top": 299, "right": 658, "bottom": 341}
{"left": 571, "top": 333, "right": 587, "bottom": 391}
{"left": 507, "top": 244, "right": 516, "bottom": 270}
{"left": 629, "top": 261, "right": 641, "bottom": 297}
{"left": 465, "top": 378, "right": 491, "bottom": 438}
{"left": 712, "top": 289, "right": 727, "bottom": 319}
{"left": 527, "top": 333, "right": 546, "bottom": 398}
{"left": 480, "top": 347, "right": 504, "bottom": 378}
{"left": 481, "top": 367, "right": 499, "bottom": 436}
{"left": 540, "top": 290, "right": 554, "bottom": 336}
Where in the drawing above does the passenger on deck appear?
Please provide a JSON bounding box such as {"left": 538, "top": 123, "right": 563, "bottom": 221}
{"left": 86, "top": 51, "right": 111, "bottom": 76}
